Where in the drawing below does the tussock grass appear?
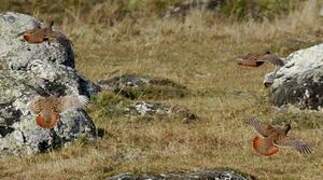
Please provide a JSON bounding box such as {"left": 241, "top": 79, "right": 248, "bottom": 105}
{"left": 1, "top": 0, "right": 323, "bottom": 179}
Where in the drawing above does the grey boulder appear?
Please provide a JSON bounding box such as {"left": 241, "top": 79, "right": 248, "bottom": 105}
{"left": 0, "top": 12, "right": 98, "bottom": 155}
{"left": 267, "top": 43, "right": 323, "bottom": 110}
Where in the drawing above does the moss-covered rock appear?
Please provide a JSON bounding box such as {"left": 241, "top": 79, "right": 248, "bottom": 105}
{"left": 97, "top": 74, "right": 189, "bottom": 100}
{"left": 90, "top": 92, "right": 198, "bottom": 123}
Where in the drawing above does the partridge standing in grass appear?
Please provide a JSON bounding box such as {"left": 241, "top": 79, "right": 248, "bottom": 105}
{"left": 17, "top": 19, "right": 68, "bottom": 44}
{"left": 28, "top": 95, "right": 89, "bottom": 129}
{"left": 247, "top": 117, "right": 312, "bottom": 156}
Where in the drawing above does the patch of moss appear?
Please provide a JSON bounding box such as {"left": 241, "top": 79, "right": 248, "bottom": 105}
{"left": 219, "top": 0, "right": 299, "bottom": 21}
{"left": 116, "top": 85, "right": 188, "bottom": 100}
{"left": 99, "top": 74, "right": 189, "bottom": 100}
{"left": 88, "top": 91, "right": 198, "bottom": 124}
{"left": 89, "top": 91, "right": 132, "bottom": 120}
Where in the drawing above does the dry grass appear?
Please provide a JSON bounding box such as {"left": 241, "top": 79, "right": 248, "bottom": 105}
{"left": 1, "top": 0, "right": 323, "bottom": 179}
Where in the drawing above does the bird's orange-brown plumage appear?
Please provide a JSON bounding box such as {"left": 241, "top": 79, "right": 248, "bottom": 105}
{"left": 29, "top": 95, "right": 88, "bottom": 129}
{"left": 36, "top": 112, "right": 59, "bottom": 129}
{"left": 22, "top": 29, "right": 49, "bottom": 43}
{"left": 18, "top": 19, "right": 67, "bottom": 44}
{"left": 247, "top": 117, "right": 312, "bottom": 156}
{"left": 237, "top": 51, "right": 284, "bottom": 68}
{"left": 252, "top": 135, "right": 279, "bottom": 156}
{"left": 237, "top": 53, "right": 264, "bottom": 67}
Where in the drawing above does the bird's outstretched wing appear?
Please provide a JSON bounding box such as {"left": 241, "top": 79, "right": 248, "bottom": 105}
{"left": 28, "top": 96, "right": 45, "bottom": 114}
{"left": 274, "top": 137, "right": 312, "bottom": 155}
{"left": 247, "top": 117, "right": 274, "bottom": 137}
{"left": 16, "top": 26, "right": 41, "bottom": 37}
{"left": 260, "top": 54, "right": 285, "bottom": 67}
{"left": 57, "top": 95, "right": 89, "bottom": 112}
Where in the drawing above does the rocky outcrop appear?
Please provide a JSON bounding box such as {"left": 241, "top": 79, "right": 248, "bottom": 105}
{"left": 98, "top": 74, "right": 188, "bottom": 100}
{"left": 130, "top": 101, "right": 198, "bottom": 123}
{"left": 91, "top": 92, "right": 198, "bottom": 123}
{"left": 0, "top": 12, "right": 98, "bottom": 155}
{"left": 266, "top": 43, "right": 323, "bottom": 110}
{"left": 96, "top": 75, "right": 197, "bottom": 122}
{"left": 107, "top": 169, "right": 255, "bottom": 180}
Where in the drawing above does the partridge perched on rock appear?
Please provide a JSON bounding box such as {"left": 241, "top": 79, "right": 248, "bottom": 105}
{"left": 247, "top": 117, "right": 312, "bottom": 156}
{"left": 17, "top": 19, "right": 67, "bottom": 44}
{"left": 28, "top": 95, "right": 89, "bottom": 129}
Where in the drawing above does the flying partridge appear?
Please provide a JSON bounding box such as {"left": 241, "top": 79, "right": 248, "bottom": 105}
{"left": 237, "top": 51, "right": 285, "bottom": 68}
{"left": 257, "top": 51, "right": 285, "bottom": 67}
{"left": 247, "top": 117, "right": 312, "bottom": 156}
{"left": 237, "top": 53, "right": 265, "bottom": 67}
{"left": 28, "top": 95, "right": 89, "bottom": 129}
{"left": 17, "top": 19, "right": 67, "bottom": 44}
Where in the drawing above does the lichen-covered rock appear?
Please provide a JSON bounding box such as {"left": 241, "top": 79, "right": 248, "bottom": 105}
{"left": 129, "top": 101, "right": 198, "bottom": 123}
{"left": 0, "top": 12, "right": 98, "bottom": 155}
{"left": 107, "top": 169, "right": 254, "bottom": 180}
{"left": 263, "top": 71, "right": 275, "bottom": 88}
{"left": 98, "top": 74, "right": 188, "bottom": 100}
{"left": 266, "top": 43, "right": 323, "bottom": 110}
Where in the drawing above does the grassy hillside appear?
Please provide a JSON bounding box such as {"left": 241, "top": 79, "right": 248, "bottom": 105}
{"left": 0, "top": 0, "right": 323, "bottom": 179}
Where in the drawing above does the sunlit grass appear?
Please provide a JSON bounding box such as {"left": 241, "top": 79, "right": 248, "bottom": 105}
{"left": 0, "top": 0, "right": 323, "bottom": 179}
